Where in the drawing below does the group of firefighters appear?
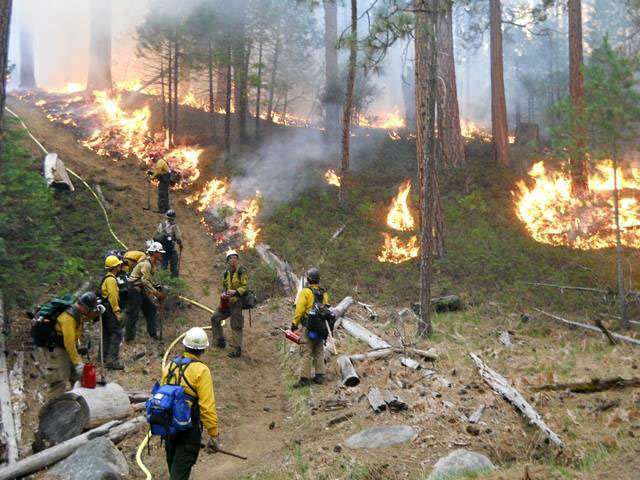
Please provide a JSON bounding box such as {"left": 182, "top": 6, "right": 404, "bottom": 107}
{"left": 35, "top": 172, "right": 331, "bottom": 477}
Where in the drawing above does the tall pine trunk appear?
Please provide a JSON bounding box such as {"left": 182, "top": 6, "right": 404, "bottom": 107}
{"left": 87, "top": 0, "right": 112, "bottom": 91}
{"left": 232, "top": 0, "right": 249, "bottom": 141}
{"left": 436, "top": 0, "right": 464, "bottom": 168}
{"left": 19, "top": 17, "right": 36, "bottom": 88}
{"left": 167, "top": 44, "right": 173, "bottom": 141}
{"left": 255, "top": 34, "right": 264, "bottom": 140}
{"left": 216, "top": 69, "right": 227, "bottom": 111}
{"left": 414, "top": 0, "right": 437, "bottom": 337}
{"left": 323, "top": 0, "right": 340, "bottom": 140}
{"left": 612, "top": 144, "right": 627, "bottom": 329}
{"left": 489, "top": 0, "right": 509, "bottom": 166}
{"left": 568, "top": 0, "right": 588, "bottom": 195}
{"left": 340, "top": 0, "right": 357, "bottom": 203}
{"left": 0, "top": 0, "right": 12, "bottom": 157}
{"left": 224, "top": 41, "right": 232, "bottom": 154}
{"left": 208, "top": 40, "right": 216, "bottom": 141}
{"left": 267, "top": 36, "right": 281, "bottom": 123}
{"left": 172, "top": 36, "right": 178, "bottom": 143}
{"left": 160, "top": 55, "right": 166, "bottom": 130}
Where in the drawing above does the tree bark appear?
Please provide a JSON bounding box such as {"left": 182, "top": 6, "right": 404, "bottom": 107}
{"left": 225, "top": 40, "right": 232, "bottom": 154}
{"left": 167, "top": 43, "right": 173, "bottom": 141}
{"left": 489, "top": 0, "right": 509, "bottom": 166}
{"left": 172, "top": 35, "right": 179, "bottom": 142}
{"left": 568, "top": 0, "right": 589, "bottom": 195}
{"left": 267, "top": 36, "right": 281, "bottom": 123}
{"left": 208, "top": 40, "right": 216, "bottom": 141}
{"left": 436, "top": 0, "right": 464, "bottom": 168}
{"left": 340, "top": 0, "right": 357, "bottom": 203}
{"left": 323, "top": 0, "right": 340, "bottom": 140}
{"left": 612, "top": 146, "right": 627, "bottom": 329}
{"left": 19, "top": 17, "right": 36, "bottom": 88}
{"left": 255, "top": 34, "right": 264, "bottom": 140}
{"left": 86, "top": 0, "right": 112, "bottom": 91}
{"left": 233, "top": 0, "right": 249, "bottom": 141}
{"left": 0, "top": 0, "right": 13, "bottom": 157}
{"left": 414, "top": 0, "right": 437, "bottom": 336}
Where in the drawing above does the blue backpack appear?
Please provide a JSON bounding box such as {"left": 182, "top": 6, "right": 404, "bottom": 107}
{"left": 146, "top": 356, "right": 200, "bottom": 436}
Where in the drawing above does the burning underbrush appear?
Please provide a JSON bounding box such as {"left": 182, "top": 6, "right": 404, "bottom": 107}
{"left": 378, "top": 180, "right": 419, "bottom": 264}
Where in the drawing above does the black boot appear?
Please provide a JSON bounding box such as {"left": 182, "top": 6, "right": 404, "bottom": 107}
{"left": 313, "top": 374, "right": 325, "bottom": 385}
{"left": 227, "top": 347, "right": 241, "bottom": 358}
{"left": 293, "top": 377, "right": 312, "bottom": 388}
{"left": 216, "top": 337, "right": 226, "bottom": 349}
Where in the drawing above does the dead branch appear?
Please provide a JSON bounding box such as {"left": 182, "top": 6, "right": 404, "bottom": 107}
{"left": 594, "top": 319, "right": 616, "bottom": 345}
{"left": 533, "top": 377, "right": 640, "bottom": 393}
{"left": 523, "top": 282, "right": 609, "bottom": 294}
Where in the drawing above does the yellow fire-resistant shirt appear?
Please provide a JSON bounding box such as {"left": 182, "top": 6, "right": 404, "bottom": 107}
{"left": 293, "top": 284, "right": 330, "bottom": 327}
{"left": 151, "top": 158, "right": 171, "bottom": 179}
{"left": 101, "top": 272, "right": 121, "bottom": 314}
{"left": 130, "top": 257, "right": 161, "bottom": 297}
{"left": 54, "top": 309, "right": 95, "bottom": 365}
{"left": 161, "top": 352, "right": 219, "bottom": 437}
{"left": 223, "top": 267, "right": 248, "bottom": 305}
{"left": 123, "top": 250, "right": 146, "bottom": 273}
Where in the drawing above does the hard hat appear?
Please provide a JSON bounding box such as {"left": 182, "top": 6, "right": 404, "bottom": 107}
{"left": 105, "top": 255, "right": 123, "bottom": 269}
{"left": 226, "top": 249, "right": 239, "bottom": 260}
{"left": 147, "top": 241, "right": 166, "bottom": 254}
{"left": 182, "top": 327, "right": 210, "bottom": 350}
{"left": 305, "top": 267, "right": 320, "bottom": 284}
{"left": 166, "top": 209, "right": 176, "bottom": 219}
{"left": 78, "top": 292, "right": 99, "bottom": 311}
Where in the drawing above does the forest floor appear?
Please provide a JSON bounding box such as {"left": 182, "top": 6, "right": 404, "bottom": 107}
{"left": 4, "top": 96, "right": 640, "bottom": 479}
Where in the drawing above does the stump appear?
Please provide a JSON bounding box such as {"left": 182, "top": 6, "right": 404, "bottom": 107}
{"left": 336, "top": 356, "right": 360, "bottom": 387}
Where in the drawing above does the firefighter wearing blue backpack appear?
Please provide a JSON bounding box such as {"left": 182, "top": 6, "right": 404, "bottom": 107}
{"left": 155, "top": 327, "right": 220, "bottom": 479}
{"left": 291, "top": 267, "right": 332, "bottom": 389}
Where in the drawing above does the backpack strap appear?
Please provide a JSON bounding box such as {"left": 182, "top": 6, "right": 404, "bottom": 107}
{"left": 167, "top": 356, "right": 200, "bottom": 401}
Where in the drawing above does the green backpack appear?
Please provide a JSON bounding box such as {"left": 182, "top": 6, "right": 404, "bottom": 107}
{"left": 30, "top": 295, "right": 76, "bottom": 348}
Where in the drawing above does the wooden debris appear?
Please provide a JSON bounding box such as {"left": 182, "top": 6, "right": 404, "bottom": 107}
{"left": 43, "top": 153, "right": 75, "bottom": 191}
{"left": 0, "top": 294, "right": 19, "bottom": 465}
{"left": 341, "top": 317, "right": 391, "bottom": 350}
{"left": 408, "top": 348, "right": 438, "bottom": 361}
{"left": 412, "top": 295, "right": 464, "bottom": 314}
{"left": 331, "top": 297, "right": 354, "bottom": 319}
{"left": 400, "top": 357, "right": 422, "bottom": 370}
{"left": 499, "top": 331, "right": 512, "bottom": 346}
{"left": 92, "top": 183, "right": 111, "bottom": 211}
{"left": 524, "top": 282, "right": 608, "bottom": 294}
{"left": 593, "top": 399, "right": 620, "bottom": 412}
{"left": 336, "top": 356, "right": 360, "bottom": 387}
{"left": 358, "top": 301, "right": 378, "bottom": 319}
{"left": 314, "top": 399, "right": 348, "bottom": 412}
{"left": 348, "top": 349, "right": 394, "bottom": 362}
{"left": 0, "top": 416, "right": 145, "bottom": 480}
{"left": 329, "top": 224, "right": 346, "bottom": 242}
{"left": 255, "top": 244, "right": 299, "bottom": 295}
{"left": 468, "top": 404, "right": 485, "bottom": 424}
{"left": 469, "top": 352, "right": 563, "bottom": 448}
{"left": 381, "top": 390, "right": 408, "bottom": 411}
{"left": 8, "top": 353, "right": 24, "bottom": 450}
{"left": 594, "top": 318, "right": 616, "bottom": 345}
{"left": 535, "top": 308, "right": 640, "bottom": 347}
{"left": 367, "top": 388, "right": 387, "bottom": 413}
{"left": 126, "top": 391, "right": 149, "bottom": 403}
{"left": 326, "top": 412, "right": 355, "bottom": 428}
{"left": 533, "top": 377, "right": 640, "bottom": 393}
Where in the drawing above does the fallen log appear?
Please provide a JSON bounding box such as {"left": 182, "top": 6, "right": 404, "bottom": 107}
{"left": 341, "top": 318, "right": 391, "bottom": 350}
{"left": 469, "top": 352, "right": 563, "bottom": 448}
{"left": 330, "top": 297, "right": 354, "bottom": 319}
{"left": 35, "top": 383, "right": 131, "bottom": 451}
{"left": 336, "top": 356, "right": 360, "bottom": 387}
{"left": 535, "top": 308, "right": 640, "bottom": 347}
{"left": 348, "top": 349, "right": 394, "bottom": 362}
{"left": 43, "top": 153, "right": 74, "bottom": 192}
{"left": 0, "top": 416, "right": 145, "bottom": 480}
{"left": 381, "top": 391, "right": 408, "bottom": 411}
{"left": 329, "top": 224, "right": 346, "bottom": 242}
{"left": 533, "top": 377, "right": 640, "bottom": 394}
{"left": 367, "top": 388, "right": 386, "bottom": 413}
{"left": 326, "top": 412, "right": 355, "bottom": 427}
{"left": 523, "top": 282, "right": 609, "bottom": 294}
{"left": 412, "top": 295, "right": 464, "bottom": 314}
{"left": 8, "top": 353, "right": 24, "bottom": 451}
{"left": 594, "top": 319, "right": 616, "bottom": 345}
{"left": 255, "top": 244, "right": 299, "bottom": 295}
{"left": 0, "top": 294, "right": 19, "bottom": 465}
{"left": 400, "top": 357, "right": 421, "bottom": 369}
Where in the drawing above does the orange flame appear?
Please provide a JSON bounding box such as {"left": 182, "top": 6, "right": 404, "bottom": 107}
{"left": 514, "top": 160, "right": 640, "bottom": 250}
{"left": 359, "top": 107, "right": 406, "bottom": 130}
{"left": 324, "top": 169, "right": 341, "bottom": 187}
{"left": 386, "top": 180, "right": 414, "bottom": 231}
{"left": 377, "top": 233, "right": 419, "bottom": 263}
{"left": 379, "top": 180, "right": 419, "bottom": 263}
{"left": 460, "top": 118, "right": 492, "bottom": 141}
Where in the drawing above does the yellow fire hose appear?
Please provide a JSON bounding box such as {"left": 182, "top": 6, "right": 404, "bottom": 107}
{"left": 8, "top": 105, "right": 224, "bottom": 479}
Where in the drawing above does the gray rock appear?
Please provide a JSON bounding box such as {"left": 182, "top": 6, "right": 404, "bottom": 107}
{"left": 44, "top": 437, "right": 129, "bottom": 480}
{"left": 427, "top": 449, "right": 494, "bottom": 479}
{"left": 345, "top": 425, "right": 417, "bottom": 449}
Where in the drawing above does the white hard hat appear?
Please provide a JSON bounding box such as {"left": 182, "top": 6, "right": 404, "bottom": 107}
{"left": 182, "top": 327, "right": 210, "bottom": 350}
{"left": 226, "top": 249, "right": 239, "bottom": 260}
{"left": 147, "top": 241, "right": 166, "bottom": 254}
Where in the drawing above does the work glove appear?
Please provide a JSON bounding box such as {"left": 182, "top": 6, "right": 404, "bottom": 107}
{"left": 74, "top": 363, "right": 85, "bottom": 378}
{"left": 96, "top": 304, "right": 106, "bottom": 315}
{"left": 206, "top": 435, "right": 221, "bottom": 453}
{"left": 290, "top": 323, "right": 298, "bottom": 332}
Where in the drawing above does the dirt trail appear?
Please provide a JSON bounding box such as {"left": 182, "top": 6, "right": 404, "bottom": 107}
{"left": 7, "top": 98, "right": 293, "bottom": 479}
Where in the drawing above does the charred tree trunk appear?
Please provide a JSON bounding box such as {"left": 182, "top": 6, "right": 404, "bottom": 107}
{"left": 19, "top": 18, "right": 36, "bottom": 88}
{"left": 612, "top": 145, "right": 627, "bottom": 329}
{"left": 267, "top": 36, "right": 281, "bottom": 123}
{"left": 86, "top": 0, "right": 112, "bottom": 91}
{"left": 489, "top": 0, "right": 509, "bottom": 166}
{"left": 167, "top": 44, "right": 173, "bottom": 141}
{"left": 160, "top": 56, "right": 166, "bottom": 130}
{"left": 568, "top": 0, "right": 588, "bottom": 195}
{"left": 232, "top": 0, "right": 249, "bottom": 141}
{"left": 0, "top": 0, "right": 12, "bottom": 157}
{"left": 401, "top": 66, "right": 416, "bottom": 133}
{"left": 340, "top": 0, "right": 357, "bottom": 203}
{"left": 414, "top": 0, "right": 438, "bottom": 336}
{"left": 215, "top": 68, "right": 227, "bottom": 111}
{"left": 172, "top": 36, "right": 179, "bottom": 143}
{"left": 224, "top": 41, "right": 232, "bottom": 155}
{"left": 255, "top": 34, "right": 264, "bottom": 140}
{"left": 436, "top": 0, "right": 464, "bottom": 168}
{"left": 208, "top": 40, "right": 216, "bottom": 141}
{"left": 323, "top": 0, "right": 340, "bottom": 140}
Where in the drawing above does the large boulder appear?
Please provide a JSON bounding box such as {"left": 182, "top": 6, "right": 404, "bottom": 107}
{"left": 345, "top": 425, "right": 417, "bottom": 449}
{"left": 427, "top": 449, "right": 494, "bottom": 479}
{"left": 43, "top": 437, "right": 129, "bottom": 480}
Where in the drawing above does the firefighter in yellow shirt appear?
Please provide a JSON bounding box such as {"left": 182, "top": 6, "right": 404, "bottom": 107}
{"left": 38, "top": 292, "right": 102, "bottom": 400}
{"left": 162, "top": 327, "right": 220, "bottom": 479}
{"left": 291, "top": 268, "right": 330, "bottom": 388}
{"left": 122, "top": 250, "right": 146, "bottom": 273}
{"left": 149, "top": 152, "right": 171, "bottom": 213}
{"left": 101, "top": 255, "right": 125, "bottom": 369}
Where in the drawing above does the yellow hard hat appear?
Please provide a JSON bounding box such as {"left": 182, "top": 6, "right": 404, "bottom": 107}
{"left": 105, "top": 255, "right": 123, "bottom": 269}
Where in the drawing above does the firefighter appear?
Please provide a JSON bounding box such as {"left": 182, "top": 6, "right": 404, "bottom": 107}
{"left": 157, "top": 209, "right": 183, "bottom": 278}
{"left": 122, "top": 249, "right": 146, "bottom": 273}
{"left": 101, "top": 255, "right": 125, "bottom": 369}
{"left": 124, "top": 242, "right": 166, "bottom": 342}
{"left": 149, "top": 152, "right": 171, "bottom": 213}
{"left": 162, "top": 327, "right": 220, "bottom": 479}
{"left": 291, "top": 267, "right": 329, "bottom": 388}
{"left": 210, "top": 250, "right": 248, "bottom": 358}
{"left": 38, "top": 292, "right": 103, "bottom": 400}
